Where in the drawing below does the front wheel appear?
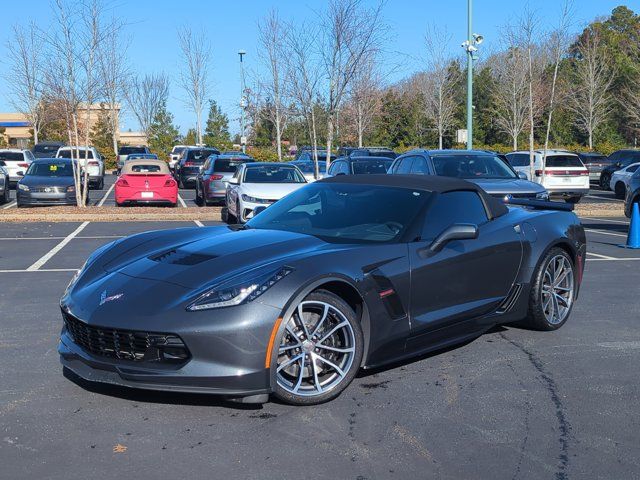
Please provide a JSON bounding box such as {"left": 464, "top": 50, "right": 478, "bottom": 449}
{"left": 614, "top": 182, "right": 626, "bottom": 199}
{"left": 565, "top": 196, "right": 581, "bottom": 204}
{"left": 599, "top": 173, "right": 611, "bottom": 190}
{"left": 273, "top": 290, "right": 363, "bottom": 405}
{"left": 523, "top": 247, "right": 575, "bottom": 331}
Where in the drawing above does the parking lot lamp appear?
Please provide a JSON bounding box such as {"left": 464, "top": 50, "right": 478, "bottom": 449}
{"left": 461, "top": 0, "right": 483, "bottom": 150}
{"left": 239, "top": 50, "right": 247, "bottom": 154}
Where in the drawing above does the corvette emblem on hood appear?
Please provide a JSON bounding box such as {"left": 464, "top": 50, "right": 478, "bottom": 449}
{"left": 99, "top": 290, "right": 124, "bottom": 306}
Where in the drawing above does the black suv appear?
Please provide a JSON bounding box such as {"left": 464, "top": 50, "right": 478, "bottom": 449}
{"left": 599, "top": 149, "right": 640, "bottom": 190}
{"left": 32, "top": 141, "right": 66, "bottom": 159}
{"left": 174, "top": 147, "right": 220, "bottom": 188}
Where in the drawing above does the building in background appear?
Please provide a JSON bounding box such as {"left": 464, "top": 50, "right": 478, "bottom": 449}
{"left": 0, "top": 113, "right": 31, "bottom": 148}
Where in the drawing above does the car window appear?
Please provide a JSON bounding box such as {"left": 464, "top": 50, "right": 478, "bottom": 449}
{"left": 187, "top": 149, "right": 218, "bottom": 162}
{"left": 432, "top": 154, "right": 517, "bottom": 179}
{"left": 130, "top": 164, "right": 162, "bottom": 173}
{"left": 351, "top": 159, "right": 393, "bottom": 175}
{"left": 244, "top": 165, "right": 306, "bottom": 183}
{"left": 545, "top": 155, "right": 583, "bottom": 168}
{"left": 213, "top": 158, "right": 250, "bottom": 173}
{"left": 627, "top": 165, "right": 639, "bottom": 173}
{"left": 119, "top": 146, "right": 147, "bottom": 155}
{"left": 58, "top": 149, "right": 94, "bottom": 159}
{"left": 422, "top": 191, "right": 488, "bottom": 242}
{"left": 506, "top": 153, "right": 530, "bottom": 167}
{"left": 34, "top": 144, "right": 62, "bottom": 154}
{"left": 26, "top": 161, "right": 74, "bottom": 177}
{"left": 410, "top": 157, "right": 429, "bottom": 174}
{"left": 0, "top": 151, "right": 24, "bottom": 161}
{"left": 395, "top": 157, "right": 415, "bottom": 174}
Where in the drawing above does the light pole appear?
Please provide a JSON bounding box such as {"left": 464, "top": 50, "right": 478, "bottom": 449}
{"left": 461, "top": 0, "right": 482, "bottom": 150}
{"left": 238, "top": 50, "right": 247, "bottom": 153}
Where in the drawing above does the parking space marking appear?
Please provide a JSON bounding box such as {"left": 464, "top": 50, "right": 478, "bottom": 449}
{"left": 586, "top": 194, "right": 624, "bottom": 203}
{"left": 0, "top": 268, "right": 77, "bottom": 273}
{"left": 2, "top": 201, "right": 17, "bottom": 209}
{"left": 582, "top": 217, "right": 630, "bottom": 225}
{"left": 178, "top": 194, "right": 187, "bottom": 208}
{"left": 587, "top": 257, "right": 640, "bottom": 262}
{"left": 585, "top": 228, "right": 627, "bottom": 238}
{"left": 194, "top": 220, "right": 204, "bottom": 227}
{"left": 0, "top": 235, "right": 122, "bottom": 241}
{"left": 97, "top": 183, "right": 115, "bottom": 207}
{"left": 26, "top": 221, "right": 90, "bottom": 271}
{"left": 587, "top": 252, "right": 617, "bottom": 260}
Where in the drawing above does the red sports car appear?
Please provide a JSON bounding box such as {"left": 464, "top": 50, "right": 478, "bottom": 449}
{"left": 115, "top": 159, "right": 178, "bottom": 207}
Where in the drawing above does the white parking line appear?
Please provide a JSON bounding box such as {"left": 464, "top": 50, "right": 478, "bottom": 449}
{"left": 587, "top": 257, "right": 640, "bottom": 262}
{"left": 2, "top": 201, "right": 16, "bottom": 209}
{"left": 0, "top": 268, "right": 78, "bottom": 273}
{"left": 0, "top": 235, "right": 122, "bottom": 241}
{"left": 194, "top": 220, "right": 204, "bottom": 227}
{"left": 26, "top": 221, "right": 90, "bottom": 271}
{"left": 587, "top": 252, "right": 617, "bottom": 260}
{"left": 587, "top": 194, "right": 624, "bottom": 203}
{"left": 582, "top": 217, "right": 630, "bottom": 225}
{"left": 97, "top": 183, "right": 115, "bottom": 207}
{"left": 585, "top": 228, "right": 627, "bottom": 238}
{"left": 178, "top": 194, "right": 187, "bottom": 208}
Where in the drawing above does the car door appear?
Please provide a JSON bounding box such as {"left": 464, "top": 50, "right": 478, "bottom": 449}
{"left": 406, "top": 191, "right": 522, "bottom": 345}
{"left": 226, "top": 164, "right": 243, "bottom": 213}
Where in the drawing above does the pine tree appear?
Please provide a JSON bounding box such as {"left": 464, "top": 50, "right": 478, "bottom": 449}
{"left": 148, "top": 103, "right": 180, "bottom": 157}
{"left": 203, "top": 100, "right": 231, "bottom": 148}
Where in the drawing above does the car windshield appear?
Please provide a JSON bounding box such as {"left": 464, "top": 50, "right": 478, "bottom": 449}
{"left": 27, "top": 162, "right": 74, "bottom": 177}
{"left": 58, "top": 149, "right": 94, "bottom": 159}
{"left": 581, "top": 154, "right": 607, "bottom": 164}
{"left": 212, "top": 158, "right": 250, "bottom": 172}
{"left": 352, "top": 159, "right": 393, "bottom": 174}
{"left": 0, "top": 151, "right": 24, "bottom": 161}
{"left": 432, "top": 154, "right": 517, "bottom": 179}
{"left": 187, "top": 149, "right": 217, "bottom": 162}
{"left": 291, "top": 162, "right": 315, "bottom": 174}
{"left": 119, "top": 146, "right": 146, "bottom": 155}
{"left": 33, "top": 144, "right": 61, "bottom": 153}
{"left": 127, "top": 154, "right": 158, "bottom": 160}
{"left": 247, "top": 183, "right": 431, "bottom": 243}
{"left": 130, "top": 164, "right": 162, "bottom": 173}
{"left": 244, "top": 165, "right": 306, "bottom": 183}
{"left": 546, "top": 155, "right": 583, "bottom": 167}
{"left": 171, "top": 146, "right": 186, "bottom": 154}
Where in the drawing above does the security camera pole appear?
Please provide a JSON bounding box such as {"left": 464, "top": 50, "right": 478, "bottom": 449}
{"left": 461, "top": 0, "right": 482, "bottom": 150}
{"left": 239, "top": 50, "right": 247, "bottom": 153}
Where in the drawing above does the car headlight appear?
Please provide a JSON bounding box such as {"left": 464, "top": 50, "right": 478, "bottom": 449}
{"left": 187, "top": 267, "right": 293, "bottom": 311}
{"left": 535, "top": 191, "right": 549, "bottom": 201}
{"left": 241, "top": 194, "right": 271, "bottom": 204}
{"left": 18, "top": 183, "right": 29, "bottom": 191}
{"left": 66, "top": 185, "right": 75, "bottom": 193}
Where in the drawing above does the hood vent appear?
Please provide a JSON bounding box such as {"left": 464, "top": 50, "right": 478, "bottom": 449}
{"left": 149, "top": 249, "right": 217, "bottom": 266}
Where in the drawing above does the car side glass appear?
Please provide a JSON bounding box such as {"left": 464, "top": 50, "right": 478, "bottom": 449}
{"left": 411, "top": 157, "right": 428, "bottom": 174}
{"left": 422, "top": 191, "right": 488, "bottom": 242}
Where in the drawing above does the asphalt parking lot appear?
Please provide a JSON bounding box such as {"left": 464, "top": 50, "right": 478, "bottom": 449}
{"left": 1, "top": 212, "right": 639, "bottom": 478}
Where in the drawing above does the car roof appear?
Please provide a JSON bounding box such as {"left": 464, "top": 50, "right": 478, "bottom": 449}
{"left": 0, "top": 148, "right": 26, "bottom": 152}
{"left": 343, "top": 156, "right": 393, "bottom": 162}
{"left": 244, "top": 162, "right": 297, "bottom": 168}
{"left": 33, "top": 157, "right": 72, "bottom": 163}
{"left": 121, "top": 159, "right": 170, "bottom": 174}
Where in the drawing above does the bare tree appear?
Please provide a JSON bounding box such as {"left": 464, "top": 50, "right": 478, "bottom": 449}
{"left": 257, "top": 10, "right": 289, "bottom": 161}
{"left": 286, "top": 22, "right": 323, "bottom": 177}
{"left": 177, "top": 27, "right": 211, "bottom": 145}
{"left": 568, "top": 30, "right": 614, "bottom": 149}
{"left": 491, "top": 46, "right": 529, "bottom": 150}
{"left": 422, "top": 26, "right": 461, "bottom": 149}
{"left": 5, "top": 22, "right": 45, "bottom": 145}
{"left": 321, "top": 0, "right": 384, "bottom": 173}
{"left": 348, "top": 55, "right": 382, "bottom": 148}
{"left": 125, "top": 73, "right": 170, "bottom": 139}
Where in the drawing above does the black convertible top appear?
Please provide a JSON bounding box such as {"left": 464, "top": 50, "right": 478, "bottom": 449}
{"left": 319, "top": 174, "right": 509, "bottom": 219}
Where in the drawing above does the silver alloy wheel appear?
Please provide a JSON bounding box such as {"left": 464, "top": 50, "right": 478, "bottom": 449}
{"left": 277, "top": 300, "right": 356, "bottom": 397}
{"left": 541, "top": 254, "right": 574, "bottom": 325}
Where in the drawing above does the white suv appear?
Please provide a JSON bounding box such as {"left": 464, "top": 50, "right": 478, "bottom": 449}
{"left": 505, "top": 150, "right": 589, "bottom": 203}
{"left": 56, "top": 146, "right": 105, "bottom": 189}
{"left": 0, "top": 149, "right": 35, "bottom": 185}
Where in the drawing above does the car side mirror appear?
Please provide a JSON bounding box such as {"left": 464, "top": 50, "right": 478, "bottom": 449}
{"left": 253, "top": 206, "right": 267, "bottom": 216}
{"left": 426, "top": 224, "right": 479, "bottom": 255}
{"left": 517, "top": 171, "right": 527, "bottom": 180}
{"left": 228, "top": 177, "right": 239, "bottom": 185}
{"left": 16, "top": 171, "right": 25, "bottom": 176}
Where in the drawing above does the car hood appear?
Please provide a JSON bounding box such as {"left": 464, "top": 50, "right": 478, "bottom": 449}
{"left": 241, "top": 182, "right": 306, "bottom": 200}
{"left": 78, "top": 226, "right": 347, "bottom": 291}
{"left": 20, "top": 175, "right": 75, "bottom": 187}
{"left": 466, "top": 178, "right": 546, "bottom": 195}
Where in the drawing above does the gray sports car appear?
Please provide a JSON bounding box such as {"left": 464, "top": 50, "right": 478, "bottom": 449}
{"left": 59, "top": 175, "right": 586, "bottom": 405}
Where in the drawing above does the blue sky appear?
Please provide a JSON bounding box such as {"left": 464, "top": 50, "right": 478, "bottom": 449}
{"left": 0, "top": 0, "right": 628, "bottom": 135}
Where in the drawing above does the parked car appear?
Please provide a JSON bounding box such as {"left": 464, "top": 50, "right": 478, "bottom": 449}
{"left": 56, "top": 146, "right": 105, "bottom": 189}
{"left": 32, "top": 141, "right": 65, "bottom": 159}
{"left": 599, "top": 149, "right": 640, "bottom": 190}
{"left": 117, "top": 145, "right": 150, "bottom": 172}
{"left": 624, "top": 168, "right": 640, "bottom": 217}
{"left": 223, "top": 162, "right": 307, "bottom": 223}
{"left": 115, "top": 159, "right": 177, "bottom": 207}
{"left": 195, "top": 153, "right": 253, "bottom": 206}
{"left": 169, "top": 145, "right": 188, "bottom": 171}
{"left": 289, "top": 160, "right": 325, "bottom": 182}
{"left": 337, "top": 146, "right": 397, "bottom": 159}
{"left": 125, "top": 153, "right": 159, "bottom": 162}
{"left": 505, "top": 150, "right": 588, "bottom": 203}
{"left": 390, "top": 149, "right": 549, "bottom": 201}
{"left": 295, "top": 149, "right": 336, "bottom": 165}
{"left": 16, "top": 158, "right": 83, "bottom": 207}
{"left": 174, "top": 147, "right": 220, "bottom": 188}
{"left": 327, "top": 156, "right": 393, "bottom": 176}
{"left": 609, "top": 162, "right": 640, "bottom": 199}
{"left": 59, "top": 175, "right": 586, "bottom": 405}
{"left": 575, "top": 152, "right": 609, "bottom": 183}
{"left": 0, "top": 149, "right": 34, "bottom": 186}
{"left": 0, "top": 164, "right": 10, "bottom": 204}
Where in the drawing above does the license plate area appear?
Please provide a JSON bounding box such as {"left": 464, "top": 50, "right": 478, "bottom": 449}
{"left": 141, "top": 191, "right": 154, "bottom": 198}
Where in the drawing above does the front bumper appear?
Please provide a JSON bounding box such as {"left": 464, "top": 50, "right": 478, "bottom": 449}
{"left": 17, "top": 190, "right": 78, "bottom": 206}
{"left": 546, "top": 187, "right": 589, "bottom": 198}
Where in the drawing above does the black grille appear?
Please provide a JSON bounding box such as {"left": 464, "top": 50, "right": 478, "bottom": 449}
{"left": 63, "top": 311, "right": 189, "bottom": 362}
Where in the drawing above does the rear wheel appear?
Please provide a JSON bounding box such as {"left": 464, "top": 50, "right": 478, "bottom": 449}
{"left": 273, "top": 290, "right": 363, "bottom": 405}
{"left": 599, "top": 172, "right": 611, "bottom": 190}
{"left": 195, "top": 184, "right": 203, "bottom": 206}
{"left": 179, "top": 179, "right": 185, "bottom": 189}
{"left": 523, "top": 247, "right": 575, "bottom": 331}
{"left": 614, "top": 182, "right": 626, "bottom": 199}
{"left": 565, "top": 196, "right": 581, "bottom": 204}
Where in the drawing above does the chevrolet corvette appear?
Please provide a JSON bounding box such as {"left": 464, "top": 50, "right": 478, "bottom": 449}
{"left": 59, "top": 175, "right": 586, "bottom": 405}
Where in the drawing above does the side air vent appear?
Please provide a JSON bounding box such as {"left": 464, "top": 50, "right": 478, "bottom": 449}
{"left": 496, "top": 283, "right": 522, "bottom": 314}
{"left": 367, "top": 269, "right": 407, "bottom": 320}
{"left": 149, "top": 249, "right": 216, "bottom": 266}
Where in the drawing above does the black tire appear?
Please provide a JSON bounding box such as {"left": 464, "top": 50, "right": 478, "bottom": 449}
{"left": 522, "top": 247, "right": 575, "bottom": 331}
{"left": 221, "top": 206, "right": 232, "bottom": 223}
{"left": 97, "top": 177, "right": 104, "bottom": 190}
{"left": 614, "top": 182, "right": 626, "bottom": 199}
{"left": 195, "top": 184, "right": 203, "bottom": 206}
{"left": 565, "top": 196, "right": 581, "bottom": 204}
{"left": 179, "top": 179, "right": 185, "bottom": 189}
{"left": 599, "top": 172, "right": 611, "bottom": 190}
{"left": 272, "top": 289, "right": 364, "bottom": 405}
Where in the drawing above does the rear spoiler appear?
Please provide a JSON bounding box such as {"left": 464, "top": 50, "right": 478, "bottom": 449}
{"left": 504, "top": 197, "right": 574, "bottom": 212}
